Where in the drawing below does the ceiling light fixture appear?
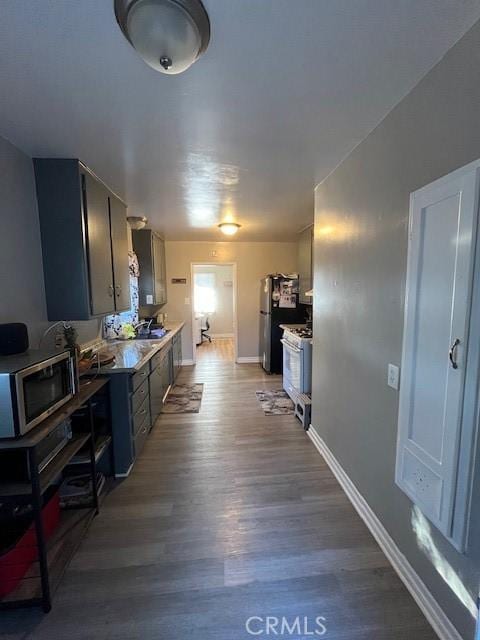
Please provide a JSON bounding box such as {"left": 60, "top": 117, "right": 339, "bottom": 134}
{"left": 218, "top": 222, "right": 241, "bottom": 236}
{"left": 114, "top": 0, "right": 210, "bottom": 75}
{"left": 127, "top": 215, "right": 148, "bottom": 229}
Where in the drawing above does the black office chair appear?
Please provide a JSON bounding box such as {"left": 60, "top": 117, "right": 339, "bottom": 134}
{"left": 201, "top": 317, "right": 212, "bottom": 343}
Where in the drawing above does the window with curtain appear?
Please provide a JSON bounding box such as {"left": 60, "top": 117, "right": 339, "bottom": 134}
{"left": 194, "top": 272, "right": 217, "bottom": 314}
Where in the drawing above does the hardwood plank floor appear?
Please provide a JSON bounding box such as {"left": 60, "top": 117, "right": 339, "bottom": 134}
{"left": 1, "top": 360, "right": 437, "bottom": 640}
{"left": 196, "top": 337, "right": 235, "bottom": 362}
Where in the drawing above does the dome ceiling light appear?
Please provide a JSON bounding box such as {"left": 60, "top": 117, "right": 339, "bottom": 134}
{"left": 114, "top": 0, "right": 211, "bottom": 75}
{"left": 218, "top": 222, "right": 241, "bottom": 236}
{"left": 127, "top": 215, "right": 148, "bottom": 229}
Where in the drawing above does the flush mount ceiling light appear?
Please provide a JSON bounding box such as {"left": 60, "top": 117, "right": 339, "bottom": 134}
{"left": 127, "top": 215, "right": 148, "bottom": 229}
{"left": 114, "top": 0, "right": 210, "bottom": 75}
{"left": 218, "top": 222, "right": 241, "bottom": 236}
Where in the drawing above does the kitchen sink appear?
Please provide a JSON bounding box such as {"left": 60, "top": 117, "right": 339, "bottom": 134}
{"left": 135, "top": 329, "right": 170, "bottom": 340}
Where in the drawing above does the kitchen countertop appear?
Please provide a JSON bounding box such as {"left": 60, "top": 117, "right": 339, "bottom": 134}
{"left": 95, "top": 322, "right": 184, "bottom": 374}
{"left": 279, "top": 324, "right": 308, "bottom": 331}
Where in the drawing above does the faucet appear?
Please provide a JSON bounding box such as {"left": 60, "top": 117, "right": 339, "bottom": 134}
{"left": 134, "top": 320, "right": 153, "bottom": 336}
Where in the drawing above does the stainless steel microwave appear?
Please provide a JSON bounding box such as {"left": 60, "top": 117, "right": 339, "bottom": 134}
{"left": 0, "top": 350, "right": 75, "bottom": 438}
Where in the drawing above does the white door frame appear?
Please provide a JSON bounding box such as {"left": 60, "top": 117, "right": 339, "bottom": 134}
{"left": 190, "top": 262, "right": 238, "bottom": 364}
{"left": 396, "top": 157, "right": 480, "bottom": 552}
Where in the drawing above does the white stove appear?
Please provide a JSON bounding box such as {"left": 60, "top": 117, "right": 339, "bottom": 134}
{"left": 280, "top": 325, "right": 313, "bottom": 402}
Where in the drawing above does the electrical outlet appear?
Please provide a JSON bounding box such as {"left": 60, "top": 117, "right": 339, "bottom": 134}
{"left": 55, "top": 331, "right": 63, "bottom": 349}
{"left": 387, "top": 364, "right": 400, "bottom": 390}
{"left": 184, "top": 297, "right": 190, "bottom": 305}
{"left": 146, "top": 294, "right": 154, "bottom": 304}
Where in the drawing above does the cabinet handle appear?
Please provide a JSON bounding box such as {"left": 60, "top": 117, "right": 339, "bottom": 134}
{"left": 449, "top": 338, "right": 460, "bottom": 369}
{"left": 141, "top": 426, "right": 147, "bottom": 434}
{"left": 140, "top": 408, "right": 147, "bottom": 415}
{"left": 108, "top": 285, "right": 114, "bottom": 297}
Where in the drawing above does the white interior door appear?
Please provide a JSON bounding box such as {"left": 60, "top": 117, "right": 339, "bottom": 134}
{"left": 396, "top": 163, "right": 480, "bottom": 543}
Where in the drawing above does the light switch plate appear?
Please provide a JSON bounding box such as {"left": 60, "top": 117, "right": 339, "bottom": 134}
{"left": 388, "top": 364, "right": 400, "bottom": 390}
{"left": 146, "top": 294, "right": 154, "bottom": 304}
{"left": 184, "top": 297, "right": 190, "bottom": 305}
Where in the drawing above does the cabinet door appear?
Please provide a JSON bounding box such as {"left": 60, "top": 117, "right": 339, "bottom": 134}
{"left": 109, "top": 195, "right": 130, "bottom": 312}
{"left": 298, "top": 226, "right": 313, "bottom": 304}
{"left": 174, "top": 332, "right": 182, "bottom": 378}
{"left": 152, "top": 234, "right": 167, "bottom": 305}
{"left": 172, "top": 335, "right": 178, "bottom": 380}
{"left": 150, "top": 348, "right": 172, "bottom": 421}
{"left": 396, "top": 165, "right": 479, "bottom": 544}
{"left": 161, "top": 347, "right": 173, "bottom": 393}
{"left": 82, "top": 172, "right": 115, "bottom": 316}
{"left": 149, "top": 366, "right": 163, "bottom": 423}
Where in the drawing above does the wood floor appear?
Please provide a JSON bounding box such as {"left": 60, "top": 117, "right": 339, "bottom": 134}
{"left": 196, "top": 337, "right": 235, "bottom": 362}
{"left": 2, "top": 360, "right": 437, "bottom": 640}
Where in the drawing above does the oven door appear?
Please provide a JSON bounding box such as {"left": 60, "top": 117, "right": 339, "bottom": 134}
{"left": 281, "top": 338, "right": 303, "bottom": 401}
{"left": 15, "top": 352, "right": 75, "bottom": 434}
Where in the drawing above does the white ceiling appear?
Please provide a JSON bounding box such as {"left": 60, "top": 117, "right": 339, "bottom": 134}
{"left": 0, "top": 1, "right": 479, "bottom": 241}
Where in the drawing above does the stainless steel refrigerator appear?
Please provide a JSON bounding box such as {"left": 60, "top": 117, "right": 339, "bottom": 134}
{"left": 259, "top": 275, "right": 304, "bottom": 373}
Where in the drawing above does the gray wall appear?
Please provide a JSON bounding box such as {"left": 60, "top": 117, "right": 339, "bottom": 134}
{"left": 312, "top": 20, "right": 480, "bottom": 640}
{"left": 163, "top": 241, "right": 298, "bottom": 361}
{"left": 0, "top": 135, "right": 100, "bottom": 348}
{"left": 0, "top": 135, "right": 47, "bottom": 345}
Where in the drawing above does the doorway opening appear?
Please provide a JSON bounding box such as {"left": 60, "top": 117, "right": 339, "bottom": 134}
{"left": 191, "top": 263, "right": 238, "bottom": 364}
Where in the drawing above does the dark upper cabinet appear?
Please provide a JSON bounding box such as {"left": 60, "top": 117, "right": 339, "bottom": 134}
{"left": 109, "top": 194, "right": 130, "bottom": 312}
{"left": 152, "top": 232, "right": 167, "bottom": 305}
{"left": 298, "top": 225, "right": 313, "bottom": 305}
{"left": 82, "top": 171, "right": 115, "bottom": 316}
{"left": 34, "top": 159, "right": 130, "bottom": 320}
{"left": 132, "top": 229, "right": 167, "bottom": 307}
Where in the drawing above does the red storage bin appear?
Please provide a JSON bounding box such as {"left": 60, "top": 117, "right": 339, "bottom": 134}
{"left": 0, "top": 491, "right": 60, "bottom": 598}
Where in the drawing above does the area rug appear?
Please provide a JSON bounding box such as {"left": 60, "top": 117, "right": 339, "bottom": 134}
{"left": 163, "top": 383, "right": 204, "bottom": 413}
{"left": 255, "top": 389, "right": 295, "bottom": 415}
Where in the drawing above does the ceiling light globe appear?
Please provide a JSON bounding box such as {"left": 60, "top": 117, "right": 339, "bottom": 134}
{"left": 127, "top": 215, "right": 148, "bottom": 229}
{"left": 115, "top": 0, "right": 210, "bottom": 75}
{"left": 218, "top": 223, "right": 241, "bottom": 236}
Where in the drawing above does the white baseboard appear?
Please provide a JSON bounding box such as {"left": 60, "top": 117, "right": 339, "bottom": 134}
{"left": 236, "top": 356, "right": 261, "bottom": 363}
{"left": 210, "top": 333, "right": 235, "bottom": 338}
{"left": 181, "top": 359, "right": 195, "bottom": 366}
{"left": 307, "top": 426, "right": 463, "bottom": 640}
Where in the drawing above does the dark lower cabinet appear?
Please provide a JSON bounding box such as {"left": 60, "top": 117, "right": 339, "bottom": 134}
{"left": 172, "top": 331, "right": 182, "bottom": 379}
{"left": 107, "top": 366, "right": 151, "bottom": 476}
{"left": 106, "top": 330, "right": 183, "bottom": 476}
{"left": 150, "top": 346, "right": 173, "bottom": 423}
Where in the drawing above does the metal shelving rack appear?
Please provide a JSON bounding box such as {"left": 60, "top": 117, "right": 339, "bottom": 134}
{"left": 0, "top": 378, "right": 108, "bottom": 612}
